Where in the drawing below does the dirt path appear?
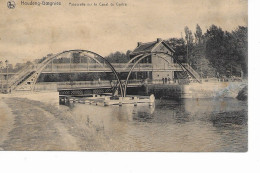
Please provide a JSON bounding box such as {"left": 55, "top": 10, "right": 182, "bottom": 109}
{"left": 0, "top": 97, "right": 82, "bottom": 150}
{"left": 0, "top": 97, "right": 15, "bottom": 150}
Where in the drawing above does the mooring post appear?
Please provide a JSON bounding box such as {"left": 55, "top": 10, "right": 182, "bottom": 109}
{"left": 119, "top": 97, "right": 123, "bottom": 106}
{"left": 149, "top": 94, "right": 155, "bottom": 106}
{"left": 104, "top": 96, "right": 109, "bottom": 106}
{"left": 134, "top": 97, "right": 138, "bottom": 106}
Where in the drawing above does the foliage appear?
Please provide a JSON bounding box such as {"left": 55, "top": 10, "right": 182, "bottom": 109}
{"left": 166, "top": 38, "right": 186, "bottom": 63}
{"left": 37, "top": 72, "right": 117, "bottom": 82}
{"left": 185, "top": 24, "right": 247, "bottom": 78}
{"left": 189, "top": 43, "right": 216, "bottom": 78}
{"left": 10, "top": 25, "right": 247, "bottom": 80}
{"left": 184, "top": 26, "right": 194, "bottom": 63}
{"left": 105, "top": 50, "right": 131, "bottom": 63}
{"left": 195, "top": 24, "right": 203, "bottom": 44}
{"left": 204, "top": 25, "right": 247, "bottom": 77}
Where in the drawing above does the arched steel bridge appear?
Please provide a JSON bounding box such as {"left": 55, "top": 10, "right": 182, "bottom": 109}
{"left": 7, "top": 49, "right": 201, "bottom": 97}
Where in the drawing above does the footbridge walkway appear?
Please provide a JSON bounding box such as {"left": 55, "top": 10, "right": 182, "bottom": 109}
{"left": 3, "top": 49, "right": 201, "bottom": 97}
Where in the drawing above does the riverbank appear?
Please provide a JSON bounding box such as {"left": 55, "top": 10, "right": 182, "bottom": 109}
{"left": 0, "top": 92, "right": 108, "bottom": 150}
{"left": 0, "top": 91, "right": 247, "bottom": 151}
{"left": 183, "top": 81, "right": 247, "bottom": 98}
{"left": 145, "top": 81, "right": 247, "bottom": 99}
{"left": 0, "top": 98, "right": 15, "bottom": 150}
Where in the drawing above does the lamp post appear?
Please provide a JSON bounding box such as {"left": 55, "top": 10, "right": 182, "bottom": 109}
{"left": 5, "top": 60, "right": 9, "bottom": 93}
{"left": 0, "top": 61, "right": 3, "bottom": 93}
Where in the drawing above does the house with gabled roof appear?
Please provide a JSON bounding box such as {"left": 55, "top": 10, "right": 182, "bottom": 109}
{"left": 130, "top": 38, "right": 175, "bottom": 60}
{"left": 129, "top": 38, "right": 181, "bottom": 81}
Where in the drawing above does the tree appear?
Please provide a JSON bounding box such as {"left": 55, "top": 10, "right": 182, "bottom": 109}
{"left": 189, "top": 34, "right": 216, "bottom": 78}
{"left": 126, "top": 50, "right": 132, "bottom": 59}
{"left": 203, "top": 25, "right": 247, "bottom": 77}
{"left": 231, "top": 26, "right": 248, "bottom": 77}
{"left": 204, "top": 25, "right": 226, "bottom": 75}
{"left": 184, "top": 26, "right": 194, "bottom": 45}
{"left": 166, "top": 38, "right": 186, "bottom": 63}
{"left": 105, "top": 51, "right": 129, "bottom": 63}
{"left": 72, "top": 52, "right": 81, "bottom": 63}
{"left": 184, "top": 26, "right": 194, "bottom": 63}
{"left": 195, "top": 24, "right": 203, "bottom": 44}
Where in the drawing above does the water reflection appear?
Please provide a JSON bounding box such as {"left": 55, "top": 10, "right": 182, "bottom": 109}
{"left": 60, "top": 97, "right": 247, "bottom": 151}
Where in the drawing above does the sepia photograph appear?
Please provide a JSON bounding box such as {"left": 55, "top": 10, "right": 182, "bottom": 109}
{"left": 0, "top": 0, "right": 248, "bottom": 153}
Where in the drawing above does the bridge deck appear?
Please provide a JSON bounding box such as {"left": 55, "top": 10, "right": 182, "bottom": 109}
{"left": 41, "top": 63, "right": 184, "bottom": 73}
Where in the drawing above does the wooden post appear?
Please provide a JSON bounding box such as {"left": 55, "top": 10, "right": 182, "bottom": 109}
{"left": 119, "top": 97, "right": 122, "bottom": 106}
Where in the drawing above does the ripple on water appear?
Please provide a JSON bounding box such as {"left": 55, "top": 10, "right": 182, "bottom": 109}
{"left": 67, "top": 98, "right": 247, "bottom": 151}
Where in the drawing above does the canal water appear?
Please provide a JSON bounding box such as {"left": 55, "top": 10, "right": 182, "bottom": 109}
{"left": 65, "top": 98, "right": 247, "bottom": 152}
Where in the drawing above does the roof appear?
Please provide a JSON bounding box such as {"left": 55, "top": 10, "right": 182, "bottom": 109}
{"left": 132, "top": 41, "right": 158, "bottom": 53}
{"left": 130, "top": 39, "right": 175, "bottom": 55}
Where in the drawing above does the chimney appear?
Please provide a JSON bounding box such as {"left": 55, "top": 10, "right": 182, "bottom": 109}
{"left": 137, "top": 42, "right": 142, "bottom": 47}
{"left": 157, "top": 38, "right": 162, "bottom": 43}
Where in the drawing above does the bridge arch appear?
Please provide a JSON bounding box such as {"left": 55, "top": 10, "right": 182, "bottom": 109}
{"left": 14, "top": 49, "right": 124, "bottom": 97}
{"left": 124, "top": 52, "right": 176, "bottom": 70}
{"left": 123, "top": 54, "right": 145, "bottom": 70}
{"left": 123, "top": 51, "right": 200, "bottom": 97}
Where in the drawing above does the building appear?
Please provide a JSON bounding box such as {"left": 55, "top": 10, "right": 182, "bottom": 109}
{"left": 129, "top": 38, "right": 189, "bottom": 81}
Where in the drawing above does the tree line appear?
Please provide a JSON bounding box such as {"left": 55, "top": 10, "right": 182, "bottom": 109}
{"left": 105, "top": 24, "right": 247, "bottom": 78}
{"left": 166, "top": 24, "right": 247, "bottom": 78}
{"left": 5, "top": 24, "right": 247, "bottom": 80}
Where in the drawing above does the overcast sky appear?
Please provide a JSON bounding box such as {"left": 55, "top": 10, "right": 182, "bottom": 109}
{"left": 0, "top": 0, "right": 247, "bottom": 64}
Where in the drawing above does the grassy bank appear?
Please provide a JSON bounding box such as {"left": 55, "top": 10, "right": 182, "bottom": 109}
{"left": 0, "top": 93, "right": 108, "bottom": 151}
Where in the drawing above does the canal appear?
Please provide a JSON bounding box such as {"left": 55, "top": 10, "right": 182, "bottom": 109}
{"left": 65, "top": 97, "right": 247, "bottom": 151}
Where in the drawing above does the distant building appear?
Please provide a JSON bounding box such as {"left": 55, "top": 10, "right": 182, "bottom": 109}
{"left": 129, "top": 38, "right": 183, "bottom": 81}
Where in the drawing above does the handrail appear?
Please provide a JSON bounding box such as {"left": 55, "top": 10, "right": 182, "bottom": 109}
{"left": 182, "top": 64, "right": 201, "bottom": 80}
{"left": 8, "top": 64, "right": 36, "bottom": 88}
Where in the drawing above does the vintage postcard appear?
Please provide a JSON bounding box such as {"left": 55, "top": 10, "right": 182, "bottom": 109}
{"left": 0, "top": 0, "right": 247, "bottom": 151}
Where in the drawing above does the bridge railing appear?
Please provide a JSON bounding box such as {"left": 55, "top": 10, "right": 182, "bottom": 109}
{"left": 57, "top": 80, "right": 117, "bottom": 89}
{"left": 41, "top": 63, "right": 188, "bottom": 73}
{"left": 182, "top": 63, "right": 201, "bottom": 80}
{"left": 42, "top": 63, "right": 156, "bottom": 72}
{"left": 57, "top": 79, "right": 146, "bottom": 90}
{"left": 56, "top": 79, "right": 196, "bottom": 90}
{"left": 8, "top": 63, "right": 36, "bottom": 89}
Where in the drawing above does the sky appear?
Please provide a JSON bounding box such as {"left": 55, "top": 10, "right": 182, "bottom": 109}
{"left": 0, "top": 0, "right": 248, "bottom": 64}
